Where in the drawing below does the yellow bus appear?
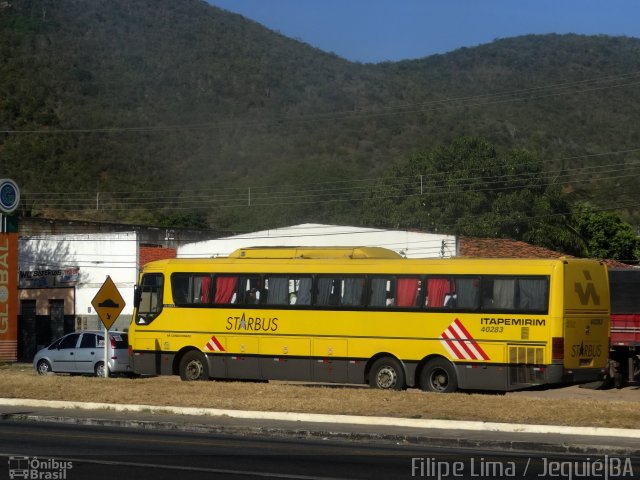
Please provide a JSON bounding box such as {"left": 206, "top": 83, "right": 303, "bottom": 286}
{"left": 128, "top": 247, "right": 610, "bottom": 392}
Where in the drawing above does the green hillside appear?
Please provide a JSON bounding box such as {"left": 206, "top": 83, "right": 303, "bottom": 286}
{"left": 2, "top": 0, "right": 640, "bottom": 234}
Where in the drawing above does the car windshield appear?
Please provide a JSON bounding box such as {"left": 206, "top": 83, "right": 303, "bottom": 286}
{"left": 111, "top": 333, "right": 128, "bottom": 349}
{"left": 97, "top": 333, "right": 128, "bottom": 349}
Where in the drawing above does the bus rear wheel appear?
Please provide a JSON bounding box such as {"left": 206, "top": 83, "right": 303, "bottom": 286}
{"left": 369, "top": 357, "right": 405, "bottom": 390}
{"left": 179, "top": 351, "right": 209, "bottom": 381}
{"left": 420, "top": 358, "right": 458, "bottom": 393}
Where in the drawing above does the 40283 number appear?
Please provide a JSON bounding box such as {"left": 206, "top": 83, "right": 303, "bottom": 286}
{"left": 480, "top": 326, "right": 504, "bottom": 333}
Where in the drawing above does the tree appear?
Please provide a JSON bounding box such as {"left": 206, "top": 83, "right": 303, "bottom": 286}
{"left": 154, "top": 211, "right": 209, "bottom": 229}
{"left": 363, "top": 137, "right": 580, "bottom": 253}
{"left": 573, "top": 204, "right": 640, "bottom": 262}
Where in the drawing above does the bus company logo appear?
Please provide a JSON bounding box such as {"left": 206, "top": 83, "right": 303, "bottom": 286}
{"left": 8, "top": 456, "right": 72, "bottom": 479}
{"left": 574, "top": 270, "right": 601, "bottom": 306}
{"left": 203, "top": 335, "right": 225, "bottom": 352}
{"left": 225, "top": 313, "right": 279, "bottom": 332}
{"left": 571, "top": 341, "right": 603, "bottom": 358}
{"left": 440, "top": 319, "right": 490, "bottom": 361}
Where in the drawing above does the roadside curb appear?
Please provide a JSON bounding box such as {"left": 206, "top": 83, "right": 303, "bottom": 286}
{"left": 2, "top": 397, "right": 640, "bottom": 445}
{"left": 6, "top": 412, "right": 638, "bottom": 456}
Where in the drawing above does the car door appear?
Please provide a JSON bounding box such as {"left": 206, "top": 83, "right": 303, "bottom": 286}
{"left": 51, "top": 333, "right": 80, "bottom": 372}
{"left": 75, "top": 333, "right": 99, "bottom": 373}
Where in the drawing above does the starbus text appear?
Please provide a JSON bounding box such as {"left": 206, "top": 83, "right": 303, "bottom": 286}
{"left": 226, "top": 313, "right": 278, "bottom": 332}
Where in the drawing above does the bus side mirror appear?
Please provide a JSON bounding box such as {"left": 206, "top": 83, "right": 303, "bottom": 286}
{"left": 133, "top": 286, "right": 141, "bottom": 309}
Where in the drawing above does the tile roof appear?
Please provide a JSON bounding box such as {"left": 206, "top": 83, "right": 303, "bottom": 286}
{"left": 459, "top": 237, "right": 632, "bottom": 268}
{"left": 459, "top": 237, "right": 565, "bottom": 259}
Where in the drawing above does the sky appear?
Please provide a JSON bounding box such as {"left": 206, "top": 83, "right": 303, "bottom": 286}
{"left": 207, "top": 0, "right": 640, "bottom": 63}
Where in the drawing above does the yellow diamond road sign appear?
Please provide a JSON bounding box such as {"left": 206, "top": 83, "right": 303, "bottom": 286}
{"left": 92, "top": 276, "right": 125, "bottom": 330}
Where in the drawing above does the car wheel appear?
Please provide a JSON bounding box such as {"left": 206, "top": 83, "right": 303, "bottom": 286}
{"left": 36, "top": 360, "right": 52, "bottom": 375}
{"left": 369, "top": 357, "right": 405, "bottom": 390}
{"left": 179, "top": 351, "right": 209, "bottom": 381}
{"left": 420, "top": 358, "right": 458, "bottom": 393}
{"left": 94, "top": 361, "right": 105, "bottom": 378}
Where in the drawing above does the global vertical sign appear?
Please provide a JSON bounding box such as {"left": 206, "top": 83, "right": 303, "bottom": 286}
{"left": 0, "top": 232, "right": 17, "bottom": 361}
{"left": 0, "top": 179, "right": 19, "bottom": 361}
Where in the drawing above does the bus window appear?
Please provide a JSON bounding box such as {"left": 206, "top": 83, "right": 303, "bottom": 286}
{"left": 214, "top": 276, "right": 238, "bottom": 304}
{"left": 171, "top": 274, "right": 212, "bottom": 306}
{"left": 316, "top": 276, "right": 364, "bottom": 306}
{"left": 454, "top": 277, "right": 480, "bottom": 309}
{"left": 370, "top": 278, "right": 393, "bottom": 307}
{"left": 265, "top": 276, "right": 289, "bottom": 305}
{"left": 236, "top": 276, "right": 262, "bottom": 305}
{"left": 479, "top": 276, "right": 549, "bottom": 313}
{"left": 316, "top": 277, "right": 339, "bottom": 306}
{"left": 342, "top": 277, "right": 364, "bottom": 306}
{"left": 395, "top": 277, "right": 421, "bottom": 307}
{"left": 136, "top": 273, "right": 163, "bottom": 325}
{"left": 264, "top": 276, "right": 312, "bottom": 306}
{"left": 369, "top": 277, "right": 422, "bottom": 308}
{"left": 292, "top": 277, "right": 312, "bottom": 305}
{"left": 517, "top": 277, "right": 548, "bottom": 312}
{"left": 482, "top": 278, "right": 516, "bottom": 310}
{"left": 426, "top": 277, "right": 454, "bottom": 308}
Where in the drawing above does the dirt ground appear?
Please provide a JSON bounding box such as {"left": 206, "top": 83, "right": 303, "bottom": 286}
{"left": 509, "top": 382, "right": 640, "bottom": 402}
{"left": 1, "top": 363, "right": 639, "bottom": 429}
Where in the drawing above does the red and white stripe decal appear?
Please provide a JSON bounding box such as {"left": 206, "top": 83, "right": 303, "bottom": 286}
{"left": 203, "top": 336, "right": 225, "bottom": 352}
{"left": 440, "top": 319, "right": 489, "bottom": 361}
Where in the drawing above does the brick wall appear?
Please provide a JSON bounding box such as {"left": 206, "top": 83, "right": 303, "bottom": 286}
{"left": 139, "top": 246, "right": 177, "bottom": 268}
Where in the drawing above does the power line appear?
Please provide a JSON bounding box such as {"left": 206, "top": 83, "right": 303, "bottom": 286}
{"left": 19, "top": 146, "right": 640, "bottom": 199}
{"left": 22, "top": 146, "right": 640, "bottom": 204}
{"left": 22, "top": 162, "right": 640, "bottom": 212}
{"left": 3, "top": 70, "right": 640, "bottom": 135}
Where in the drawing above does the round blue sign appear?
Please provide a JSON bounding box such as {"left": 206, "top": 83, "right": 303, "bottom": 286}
{"left": 0, "top": 179, "right": 20, "bottom": 214}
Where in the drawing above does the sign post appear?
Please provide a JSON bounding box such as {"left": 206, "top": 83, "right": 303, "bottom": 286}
{"left": 91, "top": 276, "right": 125, "bottom": 378}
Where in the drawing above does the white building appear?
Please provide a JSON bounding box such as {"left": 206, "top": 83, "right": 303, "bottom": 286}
{"left": 178, "top": 223, "right": 458, "bottom": 259}
{"left": 18, "top": 232, "right": 138, "bottom": 355}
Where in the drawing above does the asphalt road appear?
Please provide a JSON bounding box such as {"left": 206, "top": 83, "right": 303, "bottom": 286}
{"left": 1, "top": 420, "right": 638, "bottom": 480}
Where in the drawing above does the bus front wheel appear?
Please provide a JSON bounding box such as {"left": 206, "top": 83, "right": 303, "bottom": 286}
{"left": 179, "top": 351, "right": 209, "bottom": 381}
{"left": 369, "top": 357, "right": 405, "bottom": 390}
{"left": 420, "top": 358, "right": 458, "bottom": 393}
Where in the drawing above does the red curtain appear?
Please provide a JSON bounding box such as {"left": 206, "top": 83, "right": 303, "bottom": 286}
{"left": 396, "top": 278, "right": 419, "bottom": 307}
{"left": 215, "top": 277, "right": 237, "bottom": 303}
{"left": 200, "top": 276, "right": 211, "bottom": 303}
{"left": 427, "top": 278, "right": 451, "bottom": 307}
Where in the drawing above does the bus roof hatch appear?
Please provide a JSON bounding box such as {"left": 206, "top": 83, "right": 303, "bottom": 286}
{"left": 228, "top": 246, "right": 402, "bottom": 260}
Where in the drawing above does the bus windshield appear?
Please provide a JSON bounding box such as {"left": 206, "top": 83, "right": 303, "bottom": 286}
{"left": 135, "top": 273, "right": 163, "bottom": 325}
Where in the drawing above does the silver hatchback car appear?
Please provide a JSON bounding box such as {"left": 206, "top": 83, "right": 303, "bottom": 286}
{"left": 33, "top": 330, "right": 130, "bottom": 376}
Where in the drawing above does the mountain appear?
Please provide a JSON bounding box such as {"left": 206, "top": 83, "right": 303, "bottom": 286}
{"left": 2, "top": 0, "right": 640, "bottom": 231}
